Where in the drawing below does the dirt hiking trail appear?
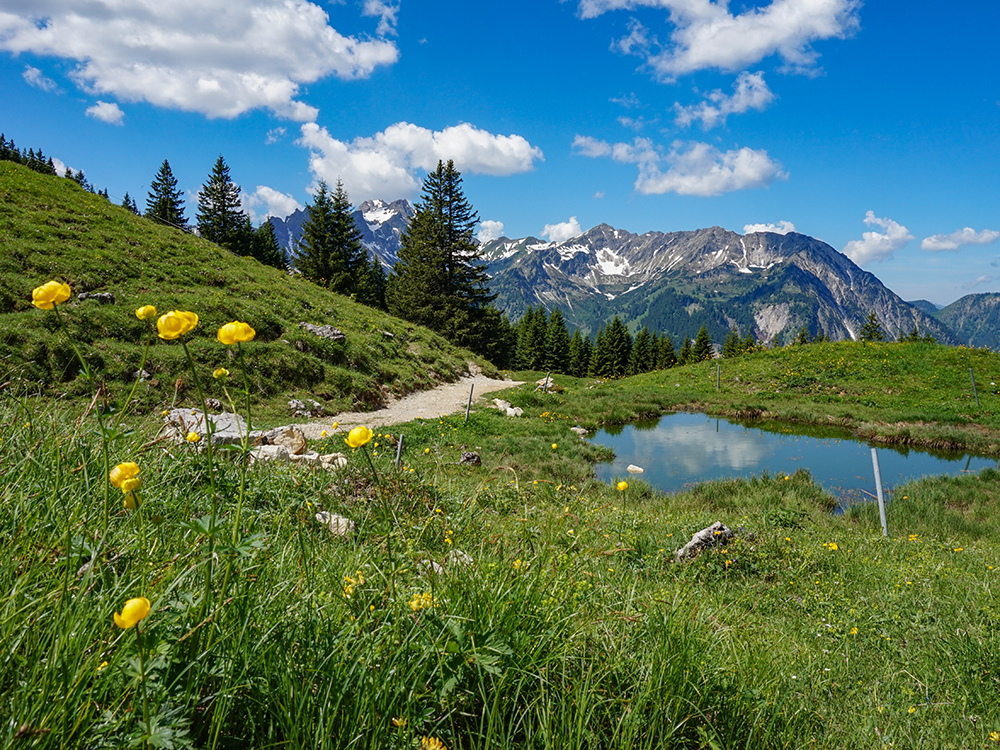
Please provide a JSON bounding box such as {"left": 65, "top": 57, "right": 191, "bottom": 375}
{"left": 293, "top": 375, "right": 524, "bottom": 440}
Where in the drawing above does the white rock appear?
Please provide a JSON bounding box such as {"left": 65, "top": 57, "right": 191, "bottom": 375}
{"left": 249, "top": 445, "right": 290, "bottom": 465}
{"left": 626, "top": 464, "right": 644, "bottom": 474}
{"left": 320, "top": 453, "right": 348, "bottom": 471}
{"left": 315, "top": 511, "right": 355, "bottom": 537}
{"left": 288, "top": 450, "right": 322, "bottom": 465}
{"left": 505, "top": 406, "right": 524, "bottom": 417}
{"left": 447, "top": 549, "right": 474, "bottom": 568}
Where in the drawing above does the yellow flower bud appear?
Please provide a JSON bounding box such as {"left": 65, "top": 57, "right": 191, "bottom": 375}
{"left": 123, "top": 492, "right": 140, "bottom": 510}
{"left": 186, "top": 432, "right": 201, "bottom": 443}
{"left": 213, "top": 367, "right": 230, "bottom": 379}
{"left": 135, "top": 304, "right": 157, "bottom": 320}
{"left": 345, "top": 426, "right": 373, "bottom": 448}
{"left": 113, "top": 597, "right": 151, "bottom": 629}
{"left": 617, "top": 481, "right": 628, "bottom": 491}
{"left": 109, "top": 462, "right": 139, "bottom": 489}
{"left": 217, "top": 321, "right": 256, "bottom": 345}
{"left": 31, "top": 280, "right": 71, "bottom": 310}
{"left": 157, "top": 310, "right": 198, "bottom": 340}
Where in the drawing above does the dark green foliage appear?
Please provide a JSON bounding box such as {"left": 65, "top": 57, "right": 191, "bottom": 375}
{"left": 692, "top": 324, "right": 713, "bottom": 362}
{"left": 794, "top": 324, "right": 812, "bottom": 346}
{"left": 859, "top": 312, "right": 886, "bottom": 342}
{"left": 544, "top": 308, "right": 571, "bottom": 373}
{"left": 515, "top": 306, "right": 547, "bottom": 370}
{"left": 197, "top": 155, "right": 247, "bottom": 253}
{"left": 145, "top": 159, "right": 187, "bottom": 229}
{"left": 121, "top": 192, "right": 140, "bottom": 215}
{"left": 677, "top": 335, "right": 692, "bottom": 365}
{"left": 590, "top": 316, "right": 632, "bottom": 377}
{"left": 723, "top": 328, "right": 740, "bottom": 357}
{"left": 354, "top": 256, "right": 388, "bottom": 310}
{"left": 250, "top": 218, "right": 287, "bottom": 270}
{"left": 657, "top": 332, "right": 677, "bottom": 369}
{"left": 387, "top": 161, "right": 498, "bottom": 357}
{"left": 568, "top": 329, "right": 591, "bottom": 377}
{"left": 628, "top": 325, "right": 655, "bottom": 375}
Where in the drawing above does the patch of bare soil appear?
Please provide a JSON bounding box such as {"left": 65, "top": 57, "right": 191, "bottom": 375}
{"left": 294, "top": 376, "right": 524, "bottom": 440}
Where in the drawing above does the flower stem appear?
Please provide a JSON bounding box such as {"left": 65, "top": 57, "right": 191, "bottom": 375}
{"left": 136, "top": 624, "right": 152, "bottom": 749}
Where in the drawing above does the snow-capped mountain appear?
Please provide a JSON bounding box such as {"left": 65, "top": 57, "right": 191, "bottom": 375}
{"left": 269, "top": 198, "right": 413, "bottom": 270}
{"left": 481, "top": 225, "right": 954, "bottom": 345}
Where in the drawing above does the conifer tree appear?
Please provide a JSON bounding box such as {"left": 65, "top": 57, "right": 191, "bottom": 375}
{"left": 859, "top": 312, "right": 886, "bottom": 342}
{"left": 722, "top": 329, "right": 740, "bottom": 358}
{"left": 793, "top": 325, "right": 812, "bottom": 346}
{"left": 355, "top": 256, "right": 388, "bottom": 309}
{"left": 121, "top": 192, "right": 140, "bottom": 215}
{"left": 691, "top": 325, "right": 713, "bottom": 362}
{"left": 657, "top": 333, "right": 677, "bottom": 369}
{"left": 250, "top": 218, "right": 287, "bottom": 269}
{"left": 568, "top": 329, "right": 587, "bottom": 377}
{"left": 544, "top": 308, "right": 571, "bottom": 374}
{"left": 146, "top": 159, "right": 186, "bottom": 228}
{"left": 589, "top": 326, "right": 608, "bottom": 377}
{"left": 677, "top": 335, "right": 692, "bottom": 365}
{"left": 198, "top": 155, "right": 247, "bottom": 252}
{"left": 516, "top": 307, "right": 548, "bottom": 370}
{"left": 628, "top": 325, "right": 654, "bottom": 375}
{"left": 605, "top": 316, "right": 633, "bottom": 376}
{"left": 386, "top": 160, "right": 496, "bottom": 355}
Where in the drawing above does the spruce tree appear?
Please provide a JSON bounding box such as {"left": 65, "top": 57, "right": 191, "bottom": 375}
{"left": 628, "top": 325, "right": 654, "bottom": 375}
{"left": 544, "top": 308, "right": 571, "bottom": 374}
{"left": 859, "top": 312, "right": 886, "bottom": 342}
{"left": 678, "top": 335, "right": 692, "bottom": 365}
{"left": 250, "top": 218, "right": 287, "bottom": 269}
{"left": 198, "top": 155, "right": 246, "bottom": 252}
{"left": 568, "top": 329, "right": 586, "bottom": 377}
{"left": 658, "top": 333, "right": 677, "bottom": 369}
{"left": 589, "top": 326, "right": 608, "bottom": 377}
{"left": 692, "top": 325, "right": 713, "bottom": 362}
{"left": 355, "top": 256, "right": 388, "bottom": 309}
{"left": 386, "top": 160, "right": 496, "bottom": 355}
{"left": 146, "top": 159, "right": 186, "bottom": 228}
{"left": 121, "top": 192, "right": 140, "bottom": 215}
{"left": 722, "top": 329, "right": 740, "bottom": 358}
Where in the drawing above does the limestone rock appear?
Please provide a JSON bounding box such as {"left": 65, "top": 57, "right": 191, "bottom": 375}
{"left": 458, "top": 451, "right": 481, "bottom": 466}
{"left": 315, "top": 511, "right": 355, "bottom": 537}
{"left": 257, "top": 425, "right": 308, "bottom": 456}
{"left": 674, "top": 522, "right": 734, "bottom": 562}
{"left": 535, "top": 376, "right": 563, "bottom": 393}
{"left": 162, "top": 408, "right": 248, "bottom": 446}
{"left": 288, "top": 450, "right": 322, "bottom": 465}
{"left": 288, "top": 398, "right": 325, "bottom": 418}
{"left": 298, "top": 322, "right": 346, "bottom": 342}
{"left": 320, "top": 453, "right": 348, "bottom": 471}
{"left": 249, "top": 445, "right": 291, "bottom": 465}
{"left": 626, "top": 464, "right": 644, "bottom": 474}
{"left": 570, "top": 426, "right": 589, "bottom": 437}
{"left": 78, "top": 291, "right": 115, "bottom": 304}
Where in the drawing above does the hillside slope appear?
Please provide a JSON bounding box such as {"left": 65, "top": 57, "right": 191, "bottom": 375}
{"left": 935, "top": 292, "right": 1000, "bottom": 348}
{"left": 0, "top": 162, "right": 494, "bottom": 422}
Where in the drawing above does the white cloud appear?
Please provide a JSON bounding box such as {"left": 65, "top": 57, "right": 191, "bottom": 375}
{"left": 245, "top": 185, "right": 303, "bottom": 223}
{"left": 52, "top": 157, "right": 68, "bottom": 176}
{"left": 23, "top": 65, "right": 57, "bottom": 91}
{"left": 477, "top": 220, "right": 506, "bottom": 244}
{"left": 0, "top": 1, "right": 399, "bottom": 121}
{"left": 921, "top": 227, "right": 1000, "bottom": 252}
{"left": 266, "top": 127, "right": 287, "bottom": 144}
{"left": 578, "top": 0, "right": 861, "bottom": 79}
{"left": 674, "top": 71, "right": 775, "bottom": 128}
{"left": 85, "top": 101, "right": 124, "bottom": 125}
{"left": 362, "top": 0, "right": 399, "bottom": 37}
{"left": 744, "top": 220, "right": 796, "bottom": 234}
{"left": 962, "top": 275, "right": 992, "bottom": 290}
{"left": 842, "top": 211, "right": 914, "bottom": 265}
{"left": 299, "top": 121, "right": 544, "bottom": 203}
{"left": 574, "top": 135, "right": 785, "bottom": 196}
{"left": 542, "top": 216, "right": 584, "bottom": 243}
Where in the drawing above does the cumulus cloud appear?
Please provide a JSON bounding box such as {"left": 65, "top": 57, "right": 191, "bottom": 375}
{"left": 362, "top": 0, "right": 399, "bottom": 37}
{"left": 266, "top": 127, "right": 287, "bottom": 144}
{"left": 0, "top": 1, "right": 399, "bottom": 121}
{"left": 674, "top": 71, "right": 775, "bottom": 128}
{"left": 298, "top": 121, "right": 544, "bottom": 203}
{"left": 245, "top": 185, "right": 303, "bottom": 223}
{"left": 85, "top": 101, "right": 124, "bottom": 125}
{"left": 23, "top": 65, "right": 57, "bottom": 91}
{"left": 542, "top": 217, "right": 584, "bottom": 243}
{"left": 744, "top": 220, "right": 796, "bottom": 235}
{"left": 578, "top": 0, "right": 861, "bottom": 79}
{"left": 921, "top": 227, "right": 1000, "bottom": 252}
{"left": 842, "top": 211, "right": 914, "bottom": 265}
{"left": 573, "top": 135, "right": 785, "bottom": 196}
{"left": 477, "top": 220, "right": 506, "bottom": 244}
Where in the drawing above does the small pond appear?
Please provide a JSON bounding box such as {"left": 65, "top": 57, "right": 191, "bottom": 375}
{"left": 592, "top": 412, "right": 997, "bottom": 501}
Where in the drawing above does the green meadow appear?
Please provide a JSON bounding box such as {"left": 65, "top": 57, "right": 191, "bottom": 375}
{"left": 2, "top": 161, "right": 999, "bottom": 749}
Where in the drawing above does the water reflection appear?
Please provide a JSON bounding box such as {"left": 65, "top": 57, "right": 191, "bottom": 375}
{"left": 592, "top": 412, "right": 997, "bottom": 498}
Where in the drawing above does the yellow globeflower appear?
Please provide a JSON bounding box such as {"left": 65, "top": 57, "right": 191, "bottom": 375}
{"left": 113, "top": 597, "right": 151, "bottom": 629}
{"left": 32, "top": 280, "right": 72, "bottom": 310}
{"left": 157, "top": 310, "right": 199, "bottom": 340}
{"left": 213, "top": 367, "right": 230, "bottom": 379}
{"left": 551, "top": 443, "right": 558, "bottom": 450}
{"left": 617, "top": 481, "right": 628, "bottom": 491}
{"left": 345, "top": 425, "right": 373, "bottom": 448}
{"left": 135, "top": 304, "right": 157, "bottom": 320}
{"left": 421, "top": 737, "right": 447, "bottom": 750}
{"left": 123, "top": 492, "right": 140, "bottom": 510}
{"left": 217, "top": 321, "right": 256, "bottom": 345}
{"left": 186, "top": 432, "right": 201, "bottom": 443}
{"left": 109, "top": 462, "right": 140, "bottom": 491}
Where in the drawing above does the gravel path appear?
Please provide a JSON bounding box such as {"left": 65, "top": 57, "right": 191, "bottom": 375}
{"left": 293, "top": 375, "right": 524, "bottom": 440}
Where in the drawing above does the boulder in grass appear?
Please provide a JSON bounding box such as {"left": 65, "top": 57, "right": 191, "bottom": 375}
{"left": 458, "top": 451, "right": 481, "bottom": 466}
{"left": 315, "top": 511, "right": 355, "bottom": 537}
{"left": 257, "top": 425, "right": 308, "bottom": 456}
{"left": 298, "top": 322, "right": 346, "bottom": 342}
{"left": 674, "top": 522, "right": 734, "bottom": 562}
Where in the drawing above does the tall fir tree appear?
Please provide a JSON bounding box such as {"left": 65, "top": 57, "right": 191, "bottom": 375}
{"left": 250, "top": 217, "right": 287, "bottom": 269}
{"left": 628, "top": 325, "right": 654, "bottom": 375}
{"left": 121, "top": 192, "right": 140, "bottom": 215}
{"left": 296, "top": 179, "right": 374, "bottom": 299}
{"left": 355, "top": 256, "right": 388, "bottom": 310}
{"left": 677, "top": 335, "right": 692, "bottom": 365}
{"left": 197, "top": 155, "right": 247, "bottom": 252}
{"left": 657, "top": 333, "right": 677, "bottom": 369}
{"left": 516, "top": 307, "right": 548, "bottom": 370}
{"left": 544, "top": 308, "right": 571, "bottom": 374}
{"left": 722, "top": 329, "right": 740, "bottom": 358}
{"left": 589, "top": 325, "right": 608, "bottom": 377}
{"left": 386, "top": 160, "right": 497, "bottom": 355}
{"left": 145, "top": 159, "right": 186, "bottom": 228}
{"left": 605, "top": 317, "right": 632, "bottom": 377}
{"left": 568, "top": 329, "right": 588, "bottom": 377}
{"left": 692, "top": 325, "right": 714, "bottom": 362}
{"left": 859, "top": 312, "right": 886, "bottom": 342}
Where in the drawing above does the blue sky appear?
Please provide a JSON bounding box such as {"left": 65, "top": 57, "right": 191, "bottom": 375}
{"left": 1, "top": 0, "right": 998, "bottom": 306}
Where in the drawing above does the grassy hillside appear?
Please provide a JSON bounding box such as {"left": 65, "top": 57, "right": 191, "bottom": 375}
{"left": 0, "top": 161, "right": 494, "bottom": 423}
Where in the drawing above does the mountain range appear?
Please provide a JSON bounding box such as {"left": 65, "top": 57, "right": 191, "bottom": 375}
{"left": 268, "top": 199, "right": 1000, "bottom": 347}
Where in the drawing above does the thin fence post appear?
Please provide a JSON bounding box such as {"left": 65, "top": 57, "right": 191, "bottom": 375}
{"left": 464, "top": 384, "right": 474, "bottom": 425}
{"left": 716, "top": 363, "right": 720, "bottom": 391}
{"left": 970, "top": 368, "right": 979, "bottom": 407}
{"left": 871, "top": 447, "right": 888, "bottom": 537}
{"left": 394, "top": 433, "right": 404, "bottom": 468}
{"left": 543, "top": 372, "right": 550, "bottom": 393}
